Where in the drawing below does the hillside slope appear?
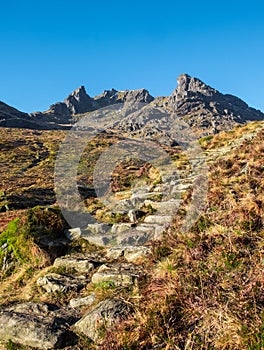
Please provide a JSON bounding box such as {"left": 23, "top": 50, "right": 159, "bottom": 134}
{"left": 0, "top": 120, "right": 263, "bottom": 349}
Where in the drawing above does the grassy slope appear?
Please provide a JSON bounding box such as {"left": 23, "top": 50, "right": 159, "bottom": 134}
{"left": 100, "top": 122, "right": 264, "bottom": 350}
{"left": 0, "top": 122, "right": 263, "bottom": 349}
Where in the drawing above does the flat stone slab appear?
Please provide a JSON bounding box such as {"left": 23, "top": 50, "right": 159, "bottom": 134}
{"left": 69, "top": 293, "right": 96, "bottom": 308}
{"left": 86, "top": 223, "right": 110, "bottom": 235}
{"left": 116, "top": 230, "right": 153, "bottom": 246}
{"left": 130, "top": 192, "right": 163, "bottom": 200}
{"left": 91, "top": 263, "right": 142, "bottom": 287}
{"left": 111, "top": 223, "right": 133, "bottom": 234}
{"left": 134, "top": 223, "right": 155, "bottom": 233}
{"left": 81, "top": 233, "right": 117, "bottom": 247}
{"left": 144, "top": 215, "right": 172, "bottom": 224}
{"left": 54, "top": 255, "right": 94, "bottom": 274}
{"left": 106, "top": 246, "right": 152, "bottom": 263}
{"left": 174, "top": 183, "right": 192, "bottom": 191}
{"left": 144, "top": 199, "right": 181, "bottom": 214}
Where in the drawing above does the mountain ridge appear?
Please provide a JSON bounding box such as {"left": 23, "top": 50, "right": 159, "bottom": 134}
{"left": 1, "top": 74, "right": 264, "bottom": 134}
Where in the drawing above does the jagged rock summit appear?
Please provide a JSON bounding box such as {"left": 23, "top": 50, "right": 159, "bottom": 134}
{"left": 167, "top": 74, "right": 264, "bottom": 133}
{"left": 172, "top": 73, "right": 218, "bottom": 101}
{"left": 46, "top": 86, "right": 154, "bottom": 118}
{"left": 50, "top": 85, "right": 94, "bottom": 116}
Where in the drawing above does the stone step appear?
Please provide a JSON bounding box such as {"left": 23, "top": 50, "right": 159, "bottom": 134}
{"left": 37, "top": 273, "right": 87, "bottom": 293}
{"left": 81, "top": 233, "right": 117, "bottom": 247}
{"left": 144, "top": 199, "right": 181, "bottom": 213}
{"left": 130, "top": 192, "right": 163, "bottom": 200}
{"left": 111, "top": 223, "right": 134, "bottom": 234}
{"left": 116, "top": 229, "right": 153, "bottom": 246}
{"left": 53, "top": 255, "right": 94, "bottom": 274}
{"left": 106, "top": 245, "right": 152, "bottom": 262}
{"left": 134, "top": 223, "right": 165, "bottom": 240}
{"left": 144, "top": 215, "right": 172, "bottom": 224}
{"left": 91, "top": 263, "right": 141, "bottom": 287}
{"left": 115, "top": 192, "right": 163, "bottom": 210}
{"left": 73, "top": 299, "right": 132, "bottom": 343}
{"left": 86, "top": 223, "right": 110, "bottom": 235}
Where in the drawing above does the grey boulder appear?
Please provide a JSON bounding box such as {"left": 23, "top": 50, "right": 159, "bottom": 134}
{"left": 74, "top": 299, "right": 131, "bottom": 342}
{"left": 0, "top": 302, "right": 76, "bottom": 349}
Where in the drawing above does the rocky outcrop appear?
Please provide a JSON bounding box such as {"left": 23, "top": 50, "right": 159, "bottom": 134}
{"left": 94, "top": 88, "right": 154, "bottom": 107}
{"left": 0, "top": 303, "right": 77, "bottom": 349}
{"left": 50, "top": 86, "right": 95, "bottom": 116}
{"left": 28, "top": 86, "right": 154, "bottom": 127}
{"left": 49, "top": 86, "right": 154, "bottom": 117}
{"left": 64, "top": 86, "right": 94, "bottom": 114}
{"left": 112, "top": 74, "right": 264, "bottom": 138}
{"left": 167, "top": 73, "right": 264, "bottom": 133}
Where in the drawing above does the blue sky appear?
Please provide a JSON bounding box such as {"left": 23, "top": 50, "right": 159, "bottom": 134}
{"left": 0, "top": 0, "right": 263, "bottom": 112}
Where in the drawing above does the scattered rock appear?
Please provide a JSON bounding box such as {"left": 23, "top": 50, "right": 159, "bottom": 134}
{"left": 69, "top": 294, "right": 96, "bottom": 308}
{"left": 37, "top": 273, "right": 86, "bottom": 293}
{"left": 91, "top": 263, "right": 140, "bottom": 287}
{"left": 73, "top": 299, "right": 132, "bottom": 343}
{"left": 53, "top": 255, "right": 94, "bottom": 274}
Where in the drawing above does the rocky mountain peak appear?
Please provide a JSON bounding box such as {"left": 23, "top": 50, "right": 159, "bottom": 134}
{"left": 124, "top": 88, "right": 154, "bottom": 104}
{"left": 100, "top": 88, "right": 118, "bottom": 98}
{"left": 166, "top": 73, "right": 264, "bottom": 134}
{"left": 69, "top": 85, "right": 87, "bottom": 98}
{"left": 172, "top": 73, "right": 218, "bottom": 102}
{"left": 93, "top": 88, "right": 154, "bottom": 107}
{"left": 48, "top": 86, "right": 154, "bottom": 117}
{"left": 64, "top": 85, "right": 93, "bottom": 115}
